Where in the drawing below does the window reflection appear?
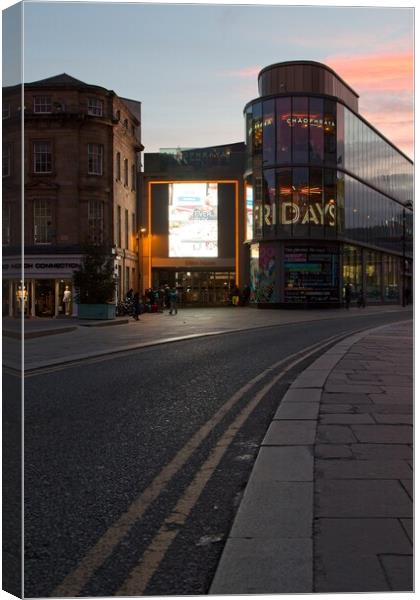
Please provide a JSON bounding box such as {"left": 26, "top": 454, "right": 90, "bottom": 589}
{"left": 309, "top": 98, "right": 324, "bottom": 164}
{"left": 292, "top": 97, "right": 308, "bottom": 163}
{"left": 276, "top": 97, "right": 291, "bottom": 163}
{"left": 263, "top": 100, "right": 275, "bottom": 165}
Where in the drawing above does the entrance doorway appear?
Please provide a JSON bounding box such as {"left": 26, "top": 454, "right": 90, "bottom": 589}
{"left": 35, "top": 280, "right": 55, "bottom": 317}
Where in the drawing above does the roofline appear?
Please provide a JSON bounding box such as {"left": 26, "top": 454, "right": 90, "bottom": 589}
{"left": 258, "top": 60, "right": 360, "bottom": 99}
{"left": 181, "top": 142, "right": 245, "bottom": 152}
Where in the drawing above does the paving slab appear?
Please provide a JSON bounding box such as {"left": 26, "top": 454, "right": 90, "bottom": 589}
{"left": 250, "top": 446, "right": 313, "bottom": 482}
{"left": 324, "top": 383, "right": 382, "bottom": 394}
{"left": 315, "top": 459, "right": 413, "bottom": 479}
{"left": 351, "top": 424, "right": 413, "bottom": 444}
{"left": 290, "top": 369, "right": 331, "bottom": 388}
{"left": 230, "top": 480, "right": 313, "bottom": 539}
{"left": 316, "top": 425, "right": 358, "bottom": 443}
{"left": 314, "top": 444, "right": 352, "bottom": 459}
{"left": 316, "top": 480, "right": 412, "bottom": 517}
{"left": 400, "top": 479, "right": 413, "bottom": 500}
{"left": 350, "top": 443, "right": 413, "bottom": 460}
{"left": 315, "top": 517, "right": 412, "bottom": 592}
{"left": 400, "top": 518, "right": 413, "bottom": 543}
{"left": 210, "top": 538, "right": 312, "bottom": 594}
{"left": 281, "top": 388, "right": 321, "bottom": 403}
{"left": 320, "top": 413, "right": 375, "bottom": 424}
{"left": 321, "top": 392, "right": 373, "bottom": 404}
{"left": 274, "top": 402, "right": 319, "bottom": 420}
{"left": 373, "top": 413, "right": 412, "bottom": 424}
{"left": 379, "top": 555, "right": 413, "bottom": 591}
{"left": 262, "top": 420, "right": 317, "bottom": 445}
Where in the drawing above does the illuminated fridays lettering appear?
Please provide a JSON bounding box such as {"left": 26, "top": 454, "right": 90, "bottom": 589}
{"left": 258, "top": 201, "right": 336, "bottom": 227}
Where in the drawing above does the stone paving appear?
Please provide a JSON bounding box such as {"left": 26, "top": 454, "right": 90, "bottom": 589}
{"left": 211, "top": 319, "right": 413, "bottom": 595}
{"left": 314, "top": 321, "right": 413, "bottom": 593}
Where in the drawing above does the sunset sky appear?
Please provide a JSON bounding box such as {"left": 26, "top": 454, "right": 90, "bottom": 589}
{"left": 3, "top": 1, "right": 414, "bottom": 158}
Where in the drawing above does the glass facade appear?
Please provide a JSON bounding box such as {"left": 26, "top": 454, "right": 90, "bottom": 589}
{"left": 244, "top": 89, "right": 413, "bottom": 306}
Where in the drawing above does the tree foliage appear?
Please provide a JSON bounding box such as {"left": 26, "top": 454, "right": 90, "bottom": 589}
{"left": 73, "top": 245, "right": 116, "bottom": 304}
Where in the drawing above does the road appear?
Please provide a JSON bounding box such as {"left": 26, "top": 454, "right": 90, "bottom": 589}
{"left": 19, "top": 309, "right": 409, "bottom": 597}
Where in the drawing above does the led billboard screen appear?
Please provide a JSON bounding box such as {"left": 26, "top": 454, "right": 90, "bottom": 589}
{"left": 246, "top": 184, "right": 253, "bottom": 241}
{"left": 169, "top": 182, "right": 218, "bottom": 257}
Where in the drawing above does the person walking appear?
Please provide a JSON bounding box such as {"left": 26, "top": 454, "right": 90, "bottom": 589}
{"left": 132, "top": 291, "right": 141, "bottom": 321}
{"left": 169, "top": 287, "right": 178, "bottom": 315}
{"left": 357, "top": 288, "right": 366, "bottom": 308}
{"left": 344, "top": 282, "right": 352, "bottom": 310}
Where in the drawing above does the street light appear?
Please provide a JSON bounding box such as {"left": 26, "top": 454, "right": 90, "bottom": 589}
{"left": 137, "top": 227, "right": 148, "bottom": 294}
{"left": 401, "top": 201, "right": 413, "bottom": 307}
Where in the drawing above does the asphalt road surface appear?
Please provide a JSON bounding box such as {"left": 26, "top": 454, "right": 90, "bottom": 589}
{"left": 18, "top": 310, "right": 409, "bottom": 597}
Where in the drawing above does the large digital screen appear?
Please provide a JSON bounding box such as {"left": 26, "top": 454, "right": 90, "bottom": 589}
{"left": 169, "top": 182, "right": 218, "bottom": 257}
{"left": 246, "top": 184, "right": 253, "bottom": 241}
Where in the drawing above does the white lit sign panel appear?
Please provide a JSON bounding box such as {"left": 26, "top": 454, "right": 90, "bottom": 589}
{"left": 246, "top": 184, "right": 253, "bottom": 241}
{"left": 169, "top": 183, "right": 218, "bottom": 257}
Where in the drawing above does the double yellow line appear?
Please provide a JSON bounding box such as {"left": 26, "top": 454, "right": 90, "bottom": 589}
{"left": 51, "top": 330, "right": 356, "bottom": 597}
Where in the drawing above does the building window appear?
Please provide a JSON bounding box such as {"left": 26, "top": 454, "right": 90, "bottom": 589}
{"left": 88, "top": 200, "right": 104, "bottom": 245}
{"left": 124, "top": 158, "right": 128, "bottom": 186}
{"left": 131, "top": 164, "right": 136, "bottom": 190}
{"left": 33, "top": 96, "right": 52, "bottom": 113}
{"left": 3, "top": 104, "right": 10, "bottom": 119}
{"left": 34, "top": 199, "right": 52, "bottom": 244}
{"left": 3, "top": 144, "right": 11, "bottom": 177}
{"left": 124, "top": 118, "right": 128, "bottom": 130}
{"left": 33, "top": 141, "right": 52, "bottom": 173}
{"left": 131, "top": 125, "right": 136, "bottom": 137}
{"left": 116, "top": 152, "right": 121, "bottom": 180}
{"left": 125, "top": 209, "right": 129, "bottom": 249}
{"left": 88, "top": 97, "right": 103, "bottom": 116}
{"left": 3, "top": 204, "right": 11, "bottom": 245}
{"left": 132, "top": 212, "right": 136, "bottom": 236}
{"left": 117, "top": 205, "right": 121, "bottom": 247}
{"left": 88, "top": 143, "right": 103, "bottom": 175}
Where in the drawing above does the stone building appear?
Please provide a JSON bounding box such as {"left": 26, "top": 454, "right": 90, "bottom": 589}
{"left": 2, "top": 73, "right": 143, "bottom": 317}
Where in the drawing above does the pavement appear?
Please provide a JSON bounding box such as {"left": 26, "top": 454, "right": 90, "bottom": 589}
{"left": 2, "top": 305, "right": 410, "bottom": 371}
{"left": 210, "top": 319, "right": 413, "bottom": 594}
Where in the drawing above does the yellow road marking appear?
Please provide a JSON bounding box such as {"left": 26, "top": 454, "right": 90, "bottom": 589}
{"left": 51, "top": 333, "right": 344, "bottom": 597}
{"left": 117, "top": 336, "right": 338, "bottom": 595}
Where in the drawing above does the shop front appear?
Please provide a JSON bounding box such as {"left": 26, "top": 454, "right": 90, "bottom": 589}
{"left": 2, "top": 255, "right": 82, "bottom": 318}
{"left": 151, "top": 257, "right": 236, "bottom": 306}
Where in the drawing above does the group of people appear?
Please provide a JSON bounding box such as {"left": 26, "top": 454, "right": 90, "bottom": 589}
{"left": 125, "top": 285, "right": 179, "bottom": 319}
{"left": 229, "top": 284, "right": 251, "bottom": 307}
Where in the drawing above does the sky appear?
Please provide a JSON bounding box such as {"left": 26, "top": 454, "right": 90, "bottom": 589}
{"left": 2, "top": 1, "right": 414, "bottom": 158}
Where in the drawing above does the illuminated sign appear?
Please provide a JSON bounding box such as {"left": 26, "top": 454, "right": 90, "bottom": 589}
{"left": 258, "top": 201, "right": 336, "bottom": 227}
{"left": 169, "top": 183, "right": 218, "bottom": 257}
{"left": 286, "top": 117, "right": 335, "bottom": 128}
{"left": 246, "top": 185, "right": 253, "bottom": 240}
{"left": 281, "top": 201, "right": 336, "bottom": 226}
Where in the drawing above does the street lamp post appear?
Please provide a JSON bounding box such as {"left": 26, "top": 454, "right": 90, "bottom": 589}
{"left": 401, "top": 201, "right": 413, "bottom": 307}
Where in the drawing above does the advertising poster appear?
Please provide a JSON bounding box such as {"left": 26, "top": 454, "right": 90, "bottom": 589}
{"left": 169, "top": 182, "right": 218, "bottom": 257}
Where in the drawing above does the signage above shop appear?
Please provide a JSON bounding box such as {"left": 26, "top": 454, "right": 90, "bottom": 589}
{"left": 3, "top": 255, "right": 82, "bottom": 278}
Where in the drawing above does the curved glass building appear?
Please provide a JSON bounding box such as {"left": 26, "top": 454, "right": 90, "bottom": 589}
{"left": 244, "top": 61, "right": 413, "bottom": 306}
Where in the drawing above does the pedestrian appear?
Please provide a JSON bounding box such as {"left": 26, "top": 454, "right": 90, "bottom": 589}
{"left": 231, "top": 284, "right": 240, "bottom": 307}
{"left": 169, "top": 287, "right": 178, "bottom": 315}
{"left": 241, "top": 284, "right": 251, "bottom": 306}
{"left": 344, "top": 282, "right": 352, "bottom": 310}
{"left": 132, "top": 291, "right": 141, "bottom": 320}
{"left": 357, "top": 289, "right": 366, "bottom": 308}
{"left": 126, "top": 288, "right": 134, "bottom": 301}
{"left": 164, "top": 285, "right": 171, "bottom": 310}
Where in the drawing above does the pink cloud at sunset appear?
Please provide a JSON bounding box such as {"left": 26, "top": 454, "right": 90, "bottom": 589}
{"left": 325, "top": 52, "right": 413, "bottom": 157}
